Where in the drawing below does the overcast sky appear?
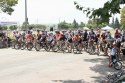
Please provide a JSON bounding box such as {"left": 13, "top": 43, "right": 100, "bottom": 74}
{"left": 0, "top": 0, "right": 117, "bottom": 25}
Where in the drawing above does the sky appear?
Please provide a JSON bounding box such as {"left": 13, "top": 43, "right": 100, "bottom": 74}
{"left": 0, "top": 0, "right": 119, "bottom": 25}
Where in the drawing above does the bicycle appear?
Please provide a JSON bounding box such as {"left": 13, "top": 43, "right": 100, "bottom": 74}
{"left": 110, "top": 55, "right": 122, "bottom": 70}
{"left": 102, "top": 69, "right": 124, "bottom": 83}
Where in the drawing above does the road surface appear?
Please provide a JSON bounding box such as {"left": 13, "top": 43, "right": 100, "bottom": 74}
{"left": 0, "top": 48, "right": 120, "bottom": 83}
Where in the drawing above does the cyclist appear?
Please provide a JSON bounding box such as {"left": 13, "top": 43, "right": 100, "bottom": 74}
{"left": 36, "top": 30, "right": 41, "bottom": 41}
{"left": 26, "top": 30, "right": 34, "bottom": 44}
{"left": 67, "top": 30, "right": 73, "bottom": 43}
{"left": 88, "top": 29, "right": 96, "bottom": 48}
{"left": 73, "top": 32, "right": 82, "bottom": 53}
{"left": 14, "top": 31, "right": 21, "bottom": 42}
{"left": 109, "top": 44, "right": 118, "bottom": 67}
{"left": 67, "top": 30, "right": 73, "bottom": 52}
{"left": 115, "top": 37, "right": 122, "bottom": 60}
{"left": 83, "top": 29, "right": 88, "bottom": 42}
{"left": 115, "top": 29, "right": 120, "bottom": 39}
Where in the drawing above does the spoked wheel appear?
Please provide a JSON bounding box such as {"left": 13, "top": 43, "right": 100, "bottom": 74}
{"left": 73, "top": 44, "right": 77, "bottom": 54}
{"left": 114, "top": 61, "right": 122, "bottom": 70}
{"left": 96, "top": 49, "right": 100, "bottom": 56}
{"left": 52, "top": 44, "right": 58, "bottom": 52}
{"left": 84, "top": 44, "right": 88, "bottom": 52}
{"left": 21, "top": 42, "right": 26, "bottom": 50}
{"left": 27, "top": 42, "right": 33, "bottom": 51}
{"left": 89, "top": 46, "right": 95, "bottom": 55}
{"left": 15, "top": 43, "right": 21, "bottom": 50}
{"left": 11, "top": 42, "right": 16, "bottom": 49}
{"left": 95, "top": 47, "right": 100, "bottom": 56}
{"left": 67, "top": 44, "right": 72, "bottom": 53}
{"left": 44, "top": 45, "right": 51, "bottom": 52}
{"left": 35, "top": 43, "right": 41, "bottom": 51}
{"left": 62, "top": 45, "right": 67, "bottom": 53}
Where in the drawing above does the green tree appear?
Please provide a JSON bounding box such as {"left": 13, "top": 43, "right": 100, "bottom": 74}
{"left": 121, "top": 6, "right": 125, "bottom": 28}
{"left": 0, "top": 25, "right": 8, "bottom": 30}
{"left": 86, "top": 17, "right": 103, "bottom": 28}
{"left": 79, "top": 22, "right": 85, "bottom": 27}
{"left": 114, "top": 17, "right": 120, "bottom": 28}
{"left": 111, "top": 17, "right": 115, "bottom": 29}
{"left": 0, "top": 0, "right": 18, "bottom": 15}
{"left": 21, "top": 24, "right": 46, "bottom": 30}
{"left": 73, "top": 19, "right": 78, "bottom": 28}
{"left": 9, "top": 25, "right": 17, "bottom": 30}
{"left": 74, "top": 0, "right": 125, "bottom": 24}
{"left": 58, "top": 21, "right": 74, "bottom": 30}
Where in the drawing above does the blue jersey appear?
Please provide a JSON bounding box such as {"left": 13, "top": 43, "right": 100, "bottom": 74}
{"left": 89, "top": 32, "right": 96, "bottom": 39}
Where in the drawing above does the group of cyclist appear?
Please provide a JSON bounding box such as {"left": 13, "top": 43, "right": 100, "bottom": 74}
{"left": 11, "top": 28, "right": 125, "bottom": 67}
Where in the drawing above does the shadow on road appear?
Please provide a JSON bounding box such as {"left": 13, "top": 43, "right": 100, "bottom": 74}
{"left": 52, "top": 79, "right": 88, "bottom": 83}
{"left": 84, "top": 57, "right": 120, "bottom": 82}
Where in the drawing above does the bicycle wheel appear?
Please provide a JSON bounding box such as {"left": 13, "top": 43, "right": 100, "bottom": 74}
{"left": 21, "top": 42, "right": 26, "bottom": 50}
{"left": 44, "top": 45, "right": 50, "bottom": 52}
{"left": 35, "top": 43, "right": 41, "bottom": 51}
{"left": 96, "top": 48, "right": 100, "bottom": 56}
{"left": 27, "top": 42, "right": 33, "bottom": 51}
{"left": 73, "top": 43, "right": 78, "bottom": 54}
{"left": 15, "top": 43, "right": 20, "bottom": 50}
{"left": 52, "top": 44, "right": 58, "bottom": 52}
{"left": 114, "top": 61, "right": 122, "bottom": 70}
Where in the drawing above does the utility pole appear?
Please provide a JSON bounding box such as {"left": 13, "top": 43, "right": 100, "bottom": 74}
{"left": 25, "top": 0, "right": 28, "bottom": 30}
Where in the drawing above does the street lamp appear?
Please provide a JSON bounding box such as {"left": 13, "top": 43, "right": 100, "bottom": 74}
{"left": 25, "top": 0, "right": 28, "bottom": 30}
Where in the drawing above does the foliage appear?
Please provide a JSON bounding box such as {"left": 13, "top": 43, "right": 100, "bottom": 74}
{"left": 86, "top": 18, "right": 106, "bottom": 28}
{"left": 0, "top": 25, "right": 8, "bottom": 30}
{"left": 0, "top": 0, "right": 18, "bottom": 15}
{"left": 74, "top": 0, "right": 125, "bottom": 24}
{"left": 9, "top": 25, "right": 17, "bottom": 30}
{"left": 114, "top": 17, "right": 120, "bottom": 28}
{"left": 111, "top": 17, "right": 115, "bottom": 29}
{"left": 79, "top": 22, "right": 85, "bottom": 27}
{"left": 121, "top": 6, "right": 125, "bottom": 29}
{"left": 72, "top": 19, "right": 79, "bottom": 28}
{"left": 58, "top": 21, "right": 73, "bottom": 30}
{"left": 21, "top": 24, "right": 47, "bottom": 30}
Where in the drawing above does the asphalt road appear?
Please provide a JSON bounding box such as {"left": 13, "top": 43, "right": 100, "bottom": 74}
{"left": 0, "top": 48, "right": 117, "bottom": 83}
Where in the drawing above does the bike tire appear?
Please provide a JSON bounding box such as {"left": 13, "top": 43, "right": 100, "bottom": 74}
{"left": 21, "top": 42, "right": 26, "bottom": 50}
{"left": 114, "top": 61, "right": 122, "bottom": 70}
{"left": 35, "top": 43, "right": 41, "bottom": 51}
{"left": 15, "top": 43, "right": 20, "bottom": 50}
{"left": 27, "top": 43, "right": 33, "bottom": 51}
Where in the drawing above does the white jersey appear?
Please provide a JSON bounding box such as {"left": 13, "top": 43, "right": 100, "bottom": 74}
{"left": 15, "top": 33, "right": 20, "bottom": 38}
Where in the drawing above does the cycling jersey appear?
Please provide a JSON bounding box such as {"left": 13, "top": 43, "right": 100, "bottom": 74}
{"left": 37, "top": 33, "right": 41, "bottom": 40}
{"left": 26, "top": 34, "right": 34, "bottom": 43}
{"left": 83, "top": 32, "right": 88, "bottom": 41}
{"left": 115, "top": 31, "right": 120, "bottom": 38}
{"left": 73, "top": 35, "right": 81, "bottom": 42}
{"left": 111, "top": 48, "right": 117, "bottom": 56}
{"left": 89, "top": 32, "right": 96, "bottom": 40}
{"left": 59, "top": 33, "right": 66, "bottom": 41}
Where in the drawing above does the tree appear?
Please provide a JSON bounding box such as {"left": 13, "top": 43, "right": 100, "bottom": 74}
{"left": 114, "top": 17, "right": 120, "bottom": 28}
{"left": 121, "top": 6, "right": 125, "bottom": 28}
{"left": 86, "top": 17, "right": 103, "bottom": 28}
{"left": 58, "top": 22, "right": 71, "bottom": 30}
{"left": 79, "top": 22, "right": 85, "bottom": 27}
{"left": 0, "top": 25, "right": 8, "bottom": 30}
{"left": 9, "top": 25, "right": 17, "bottom": 30}
{"left": 74, "top": 0, "right": 125, "bottom": 24}
{"left": 111, "top": 17, "right": 115, "bottom": 29}
{"left": 0, "top": 0, "right": 18, "bottom": 15}
{"left": 73, "top": 19, "right": 78, "bottom": 28}
{"left": 21, "top": 24, "right": 47, "bottom": 30}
